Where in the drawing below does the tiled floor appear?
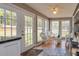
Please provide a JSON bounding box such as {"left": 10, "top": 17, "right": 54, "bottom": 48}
{"left": 35, "top": 38, "right": 70, "bottom": 56}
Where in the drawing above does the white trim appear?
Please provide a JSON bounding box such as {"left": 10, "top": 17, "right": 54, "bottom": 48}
{"left": 74, "top": 9, "right": 79, "bottom": 17}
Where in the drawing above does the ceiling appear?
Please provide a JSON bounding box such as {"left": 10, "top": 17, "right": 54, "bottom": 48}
{"left": 27, "top": 3, "right": 77, "bottom": 18}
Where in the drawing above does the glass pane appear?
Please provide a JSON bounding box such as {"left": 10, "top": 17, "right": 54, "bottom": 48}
{"left": 25, "top": 28, "right": 28, "bottom": 45}
{"left": 0, "top": 8, "right": 4, "bottom": 17}
{"left": 6, "top": 10, "right": 11, "bottom": 37}
{"left": 45, "top": 20, "right": 48, "bottom": 33}
{"left": 12, "top": 12, "right": 16, "bottom": 26}
{"left": 6, "top": 10, "right": 12, "bottom": 18}
{"left": 37, "top": 18, "right": 43, "bottom": 42}
{"left": 25, "top": 16, "right": 33, "bottom": 46}
{"left": 12, "top": 12, "right": 16, "bottom": 36}
{"left": 0, "top": 8, "right": 4, "bottom": 39}
{"left": 62, "top": 31, "right": 69, "bottom": 37}
{"left": 61, "top": 21, "right": 70, "bottom": 37}
{"left": 38, "top": 18, "right": 43, "bottom": 27}
{"left": 27, "top": 17, "right": 30, "bottom": 27}
{"left": 25, "top": 16, "right": 28, "bottom": 45}
{"left": 52, "top": 21, "right": 59, "bottom": 37}
{"left": 12, "top": 12, "right": 16, "bottom": 18}
{"left": 0, "top": 19, "right": 4, "bottom": 38}
{"left": 28, "top": 33, "right": 31, "bottom": 45}
{"left": 37, "top": 30, "right": 42, "bottom": 42}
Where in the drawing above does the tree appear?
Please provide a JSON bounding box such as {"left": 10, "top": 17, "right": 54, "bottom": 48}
{"left": 0, "top": 8, "right": 4, "bottom": 25}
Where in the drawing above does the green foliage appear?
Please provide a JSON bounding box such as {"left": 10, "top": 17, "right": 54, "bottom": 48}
{"left": 0, "top": 8, "right": 4, "bottom": 16}
{"left": 6, "top": 18, "right": 10, "bottom": 25}
{"left": 0, "top": 8, "right": 16, "bottom": 37}
{"left": 0, "top": 9, "right": 16, "bottom": 25}
{"left": 0, "top": 8, "right": 4, "bottom": 25}
{"left": 0, "top": 18, "right": 3, "bottom": 25}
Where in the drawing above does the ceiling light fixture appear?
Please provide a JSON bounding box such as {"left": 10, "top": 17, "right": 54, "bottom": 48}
{"left": 53, "top": 11, "right": 56, "bottom": 14}
{"left": 52, "top": 8, "right": 57, "bottom": 14}
{"left": 48, "top": 5, "right": 59, "bottom": 15}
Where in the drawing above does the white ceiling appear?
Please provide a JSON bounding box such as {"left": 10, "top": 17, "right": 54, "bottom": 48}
{"left": 27, "top": 3, "right": 77, "bottom": 18}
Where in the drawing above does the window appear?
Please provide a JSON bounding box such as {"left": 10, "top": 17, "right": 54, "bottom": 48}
{"left": 37, "top": 18, "right": 43, "bottom": 42}
{"left": 61, "top": 21, "right": 70, "bottom": 37}
{"left": 52, "top": 21, "right": 59, "bottom": 37}
{"left": 0, "top": 8, "right": 4, "bottom": 38}
{"left": 6, "top": 10, "right": 16, "bottom": 37}
{"left": 11, "top": 12, "right": 16, "bottom": 36}
{"left": 25, "top": 16, "right": 33, "bottom": 46}
{"left": 45, "top": 20, "right": 48, "bottom": 33}
{"left": 0, "top": 8, "right": 16, "bottom": 39}
{"left": 6, "top": 10, "right": 11, "bottom": 37}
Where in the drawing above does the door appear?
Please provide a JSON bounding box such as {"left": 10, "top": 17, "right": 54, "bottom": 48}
{"left": 37, "top": 17, "right": 44, "bottom": 42}
{"left": 52, "top": 21, "right": 59, "bottom": 37}
{"left": 24, "top": 16, "right": 33, "bottom": 47}
{"left": 61, "top": 20, "right": 70, "bottom": 37}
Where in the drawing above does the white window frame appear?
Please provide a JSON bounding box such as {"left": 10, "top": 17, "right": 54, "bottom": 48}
{"left": 0, "top": 4, "right": 17, "bottom": 39}
{"left": 24, "top": 15, "right": 33, "bottom": 47}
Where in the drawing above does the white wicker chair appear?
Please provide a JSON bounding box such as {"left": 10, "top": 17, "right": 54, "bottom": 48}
{"left": 40, "top": 32, "right": 47, "bottom": 42}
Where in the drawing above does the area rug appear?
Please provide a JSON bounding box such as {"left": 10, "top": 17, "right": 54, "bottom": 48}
{"left": 22, "top": 49, "right": 43, "bottom": 56}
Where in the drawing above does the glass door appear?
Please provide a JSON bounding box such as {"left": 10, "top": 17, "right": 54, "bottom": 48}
{"left": 52, "top": 21, "right": 59, "bottom": 37}
{"left": 37, "top": 18, "right": 43, "bottom": 42}
{"left": 25, "top": 16, "right": 33, "bottom": 47}
{"left": 0, "top": 8, "right": 4, "bottom": 39}
{"left": 61, "top": 20, "right": 70, "bottom": 37}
